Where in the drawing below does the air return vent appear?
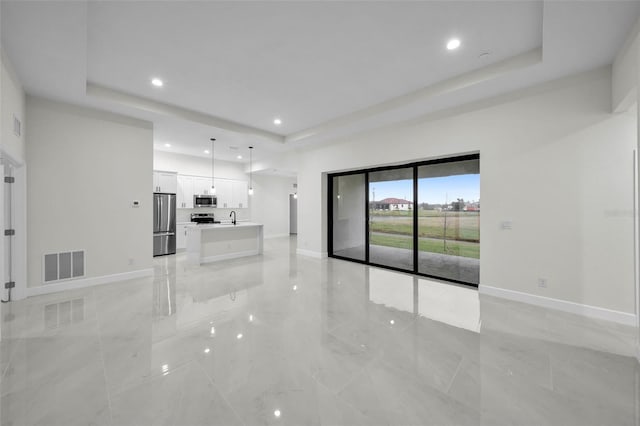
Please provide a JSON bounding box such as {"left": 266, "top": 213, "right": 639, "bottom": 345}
{"left": 43, "top": 250, "right": 85, "bottom": 283}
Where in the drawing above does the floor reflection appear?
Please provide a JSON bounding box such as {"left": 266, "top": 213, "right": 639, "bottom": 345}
{"left": 366, "top": 267, "right": 481, "bottom": 332}
{"left": 44, "top": 297, "right": 85, "bottom": 330}
{"left": 0, "top": 236, "right": 638, "bottom": 426}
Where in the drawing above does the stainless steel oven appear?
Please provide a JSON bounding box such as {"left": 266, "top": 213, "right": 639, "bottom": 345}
{"left": 194, "top": 195, "right": 217, "bottom": 208}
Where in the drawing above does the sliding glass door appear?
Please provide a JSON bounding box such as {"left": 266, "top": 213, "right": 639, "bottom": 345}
{"left": 417, "top": 159, "right": 480, "bottom": 284}
{"left": 331, "top": 173, "right": 366, "bottom": 261}
{"left": 368, "top": 168, "right": 414, "bottom": 271}
{"left": 329, "top": 154, "right": 480, "bottom": 287}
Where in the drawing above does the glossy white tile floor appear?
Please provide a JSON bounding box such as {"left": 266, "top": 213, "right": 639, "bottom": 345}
{"left": 1, "top": 236, "right": 639, "bottom": 426}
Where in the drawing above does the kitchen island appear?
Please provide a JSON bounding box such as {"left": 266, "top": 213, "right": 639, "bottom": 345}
{"left": 186, "top": 222, "right": 264, "bottom": 265}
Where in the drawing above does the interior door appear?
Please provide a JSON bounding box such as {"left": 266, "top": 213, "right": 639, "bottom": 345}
{"left": 289, "top": 194, "right": 297, "bottom": 234}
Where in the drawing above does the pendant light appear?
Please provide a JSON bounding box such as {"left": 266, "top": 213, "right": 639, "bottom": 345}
{"left": 248, "top": 146, "right": 254, "bottom": 195}
{"left": 210, "top": 138, "right": 216, "bottom": 195}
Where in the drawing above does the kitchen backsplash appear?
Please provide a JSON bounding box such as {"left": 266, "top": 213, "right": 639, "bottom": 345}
{"left": 176, "top": 207, "right": 251, "bottom": 223}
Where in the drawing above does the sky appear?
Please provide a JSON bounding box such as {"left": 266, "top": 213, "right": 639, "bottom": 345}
{"left": 370, "top": 174, "right": 480, "bottom": 204}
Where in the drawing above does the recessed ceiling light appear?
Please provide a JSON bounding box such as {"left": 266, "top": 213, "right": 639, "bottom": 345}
{"left": 273, "top": 118, "right": 282, "bottom": 125}
{"left": 447, "top": 38, "right": 461, "bottom": 50}
{"left": 204, "top": 150, "right": 210, "bottom": 154}
{"left": 164, "top": 143, "right": 171, "bottom": 147}
{"left": 237, "top": 155, "right": 242, "bottom": 160}
{"left": 151, "top": 78, "right": 164, "bottom": 87}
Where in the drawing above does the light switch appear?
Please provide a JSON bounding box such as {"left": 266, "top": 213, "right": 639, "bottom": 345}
{"left": 132, "top": 200, "right": 140, "bottom": 208}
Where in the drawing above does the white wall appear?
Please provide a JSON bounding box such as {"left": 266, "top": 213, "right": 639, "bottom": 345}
{"left": 0, "top": 49, "right": 26, "bottom": 164}
{"left": 636, "top": 38, "right": 640, "bottom": 361}
{"left": 296, "top": 67, "right": 636, "bottom": 315}
{"left": 0, "top": 51, "right": 27, "bottom": 311}
{"left": 251, "top": 174, "right": 296, "bottom": 238}
{"left": 612, "top": 14, "right": 640, "bottom": 360}
{"left": 26, "top": 97, "right": 153, "bottom": 289}
{"left": 613, "top": 18, "right": 639, "bottom": 113}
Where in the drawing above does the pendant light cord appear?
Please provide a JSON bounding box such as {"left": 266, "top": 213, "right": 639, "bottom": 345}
{"left": 210, "top": 138, "right": 216, "bottom": 193}
{"left": 249, "top": 146, "right": 254, "bottom": 194}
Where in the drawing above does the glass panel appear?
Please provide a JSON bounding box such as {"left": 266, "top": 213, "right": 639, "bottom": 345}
{"left": 368, "top": 168, "right": 414, "bottom": 271}
{"left": 332, "top": 174, "right": 366, "bottom": 261}
{"left": 417, "top": 159, "right": 480, "bottom": 284}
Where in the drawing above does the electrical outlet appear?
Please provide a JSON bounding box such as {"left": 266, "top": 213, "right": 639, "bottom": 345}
{"left": 501, "top": 221, "right": 513, "bottom": 230}
{"left": 537, "top": 278, "right": 548, "bottom": 288}
{"left": 128, "top": 258, "right": 134, "bottom": 265}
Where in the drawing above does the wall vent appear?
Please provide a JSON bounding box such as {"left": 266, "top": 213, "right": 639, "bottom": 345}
{"left": 43, "top": 250, "right": 85, "bottom": 283}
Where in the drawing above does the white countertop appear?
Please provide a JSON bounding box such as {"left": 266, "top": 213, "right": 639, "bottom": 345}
{"left": 186, "top": 222, "right": 263, "bottom": 230}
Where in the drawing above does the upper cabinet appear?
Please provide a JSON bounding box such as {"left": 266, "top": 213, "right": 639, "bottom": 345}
{"left": 214, "top": 178, "right": 233, "bottom": 208}
{"left": 177, "top": 175, "right": 194, "bottom": 208}
{"left": 153, "top": 171, "right": 178, "bottom": 194}
{"left": 232, "top": 180, "right": 248, "bottom": 209}
{"left": 215, "top": 178, "right": 248, "bottom": 208}
{"left": 193, "top": 176, "right": 215, "bottom": 196}
{"left": 174, "top": 174, "right": 248, "bottom": 209}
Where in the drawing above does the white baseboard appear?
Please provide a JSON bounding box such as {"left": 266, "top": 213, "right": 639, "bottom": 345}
{"left": 479, "top": 285, "right": 637, "bottom": 326}
{"left": 26, "top": 268, "right": 154, "bottom": 297}
{"left": 296, "top": 249, "right": 328, "bottom": 259}
{"left": 200, "top": 250, "right": 260, "bottom": 264}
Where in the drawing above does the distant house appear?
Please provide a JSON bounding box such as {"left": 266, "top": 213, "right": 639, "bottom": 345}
{"left": 464, "top": 201, "right": 480, "bottom": 212}
{"left": 373, "top": 197, "right": 413, "bottom": 211}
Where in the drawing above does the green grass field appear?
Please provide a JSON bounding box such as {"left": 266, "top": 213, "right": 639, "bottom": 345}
{"left": 370, "top": 211, "right": 480, "bottom": 242}
{"left": 370, "top": 233, "right": 480, "bottom": 259}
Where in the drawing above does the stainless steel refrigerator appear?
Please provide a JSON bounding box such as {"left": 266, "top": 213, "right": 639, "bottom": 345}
{"left": 153, "top": 193, "right": 176, "bottom": 256}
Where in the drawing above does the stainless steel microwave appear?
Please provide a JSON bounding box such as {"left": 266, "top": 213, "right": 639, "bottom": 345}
{"left": 194, "top": 195, "right": 217, "bottom": 208}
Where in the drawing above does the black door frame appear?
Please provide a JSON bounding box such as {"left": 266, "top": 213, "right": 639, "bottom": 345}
{"left": 327, "top": 153, "right": 480, "bottom": 288}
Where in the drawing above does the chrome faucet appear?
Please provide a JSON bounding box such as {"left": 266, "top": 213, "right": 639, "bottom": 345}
{"left": 230, "top": 211, "right": 237, "bottom": 225}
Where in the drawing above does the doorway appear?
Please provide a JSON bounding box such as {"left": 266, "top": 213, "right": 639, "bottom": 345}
{"left": 0, "top": 154, "right": 26, "bottom": 305}
{"left": 289, "top": 194, "right": 298, "bottom": 235}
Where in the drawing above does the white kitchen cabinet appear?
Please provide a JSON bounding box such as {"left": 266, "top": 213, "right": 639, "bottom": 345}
{"left": 214, "top": 178, "right": 248, "bottom": 208}
{"left": 176, "top": 222, "right": 195, "bottom": 250}
{"left": 153, "top": 171, "right": 178, "bottom": 194}
{"left": 214, "top": 178, "right": 233, "bottom": 208}
{"left": 193, "top": 176, "right": 215, "bottom": 196}
{"left": 175, "top": 174, "right": 248, "bottom": 209}
{"left": 177, "top": 175, "right": 194, "bottom": 208}
{"left": 232, "top": 180, "right": 248, "bottom": 209}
